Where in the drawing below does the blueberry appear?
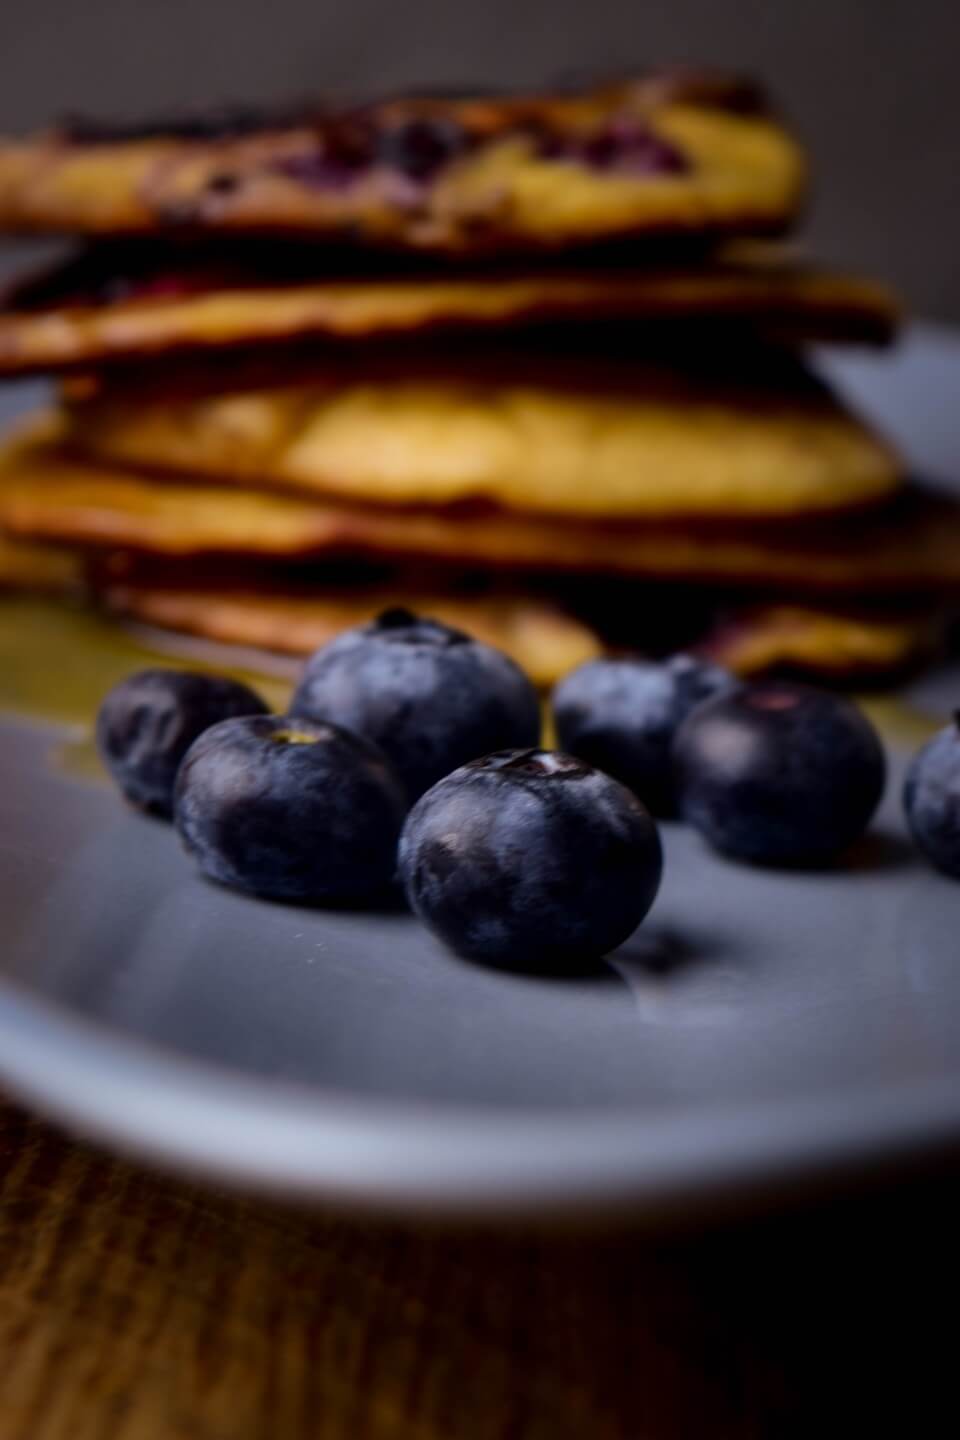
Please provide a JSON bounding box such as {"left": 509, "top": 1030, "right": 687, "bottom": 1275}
{"left": 398, "top": 748, "right": 662, "bottom": 969}
{"left": 376, "top": 118, "right": 471, "bottom": 180}
{"left": 291, "top": 608, "right": 541, "bottom": 801}
{"left": 174, "top": 715, "right": 407, "bottom": 903}
{"left": 535, "top": 118, "right": 688, "bottom": 175}
{"left": 903, "top": 715, "right": 960, "bottom": 879}
{"left": 275, "top": 119, "right": 375, "bottom": 190}
{"left": 552, "top": 654, "right": 736, "bottom": 815}
{"left": 580, "top": 119, "right": 689, "bottom": 174}
{"left": 674, "top": 682, "right": 886, "bottom": 866}
{"left": 96, "top": 668, "right": 269, "bottom": 818}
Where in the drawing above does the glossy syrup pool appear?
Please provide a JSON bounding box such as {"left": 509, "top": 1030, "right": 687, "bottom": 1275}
{"left": 0, "top": 595, "right": 294, "bottom": 780}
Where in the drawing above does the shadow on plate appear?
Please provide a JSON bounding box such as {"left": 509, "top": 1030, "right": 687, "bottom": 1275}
{"left": 841, "top": 829, "right": 917, "bottom": 874}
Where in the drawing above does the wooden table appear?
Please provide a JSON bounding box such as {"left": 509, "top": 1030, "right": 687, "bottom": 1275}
{"left": 0, "top": 1098, "right": 954, "bottom": 1439}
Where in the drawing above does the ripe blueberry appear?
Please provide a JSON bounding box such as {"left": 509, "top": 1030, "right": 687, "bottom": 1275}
{"left": 174, "top": 714, "right": 407, "bottom": 904}
{"left": 96, "top": 668, "right": 268, "bottom": 818}
{"left": 399, "top": 748, "right": 662, "bottom": 969}
{"left": 674, "top": 681, "right": 886, "bottom": 866}
{"left": 903, "top": 715, "right": 960, "bottom": 879}
{"left": 291, "top": 609, "right": 540, "bottom": 801}
{"left": 552, "top": 653, "right": 736, "bottom": 815}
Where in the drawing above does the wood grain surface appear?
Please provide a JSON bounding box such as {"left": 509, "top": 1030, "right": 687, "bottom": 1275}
{"left": 0, "top": 1097, "right": 955, "bottom": 1440}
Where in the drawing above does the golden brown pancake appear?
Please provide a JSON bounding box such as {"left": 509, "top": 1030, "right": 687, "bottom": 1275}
{"left": 698, "top": 604, "right": 940, "bottom": 678}
{"left": 0, "top": 72, "right": 805, "bottom": 253}
{"left": 60, "top": 346, "right": 900, "bottom": 520}
{"left": 90, "top": 569, "right": 938, "bottom": 683}
{"left": 0, "top": 441, "right": 938, "bottom": 686}
{"left": 0, "top": 242, "right": 897, "bottom": 375}
{"left": 0, "top": 436, "right": 955, "bottom": 595}
{"left": 95, "top": 582, "right": 601, "bottom": 688}
{"left": 0, "top": 531, "right": 81, "bottom": 591}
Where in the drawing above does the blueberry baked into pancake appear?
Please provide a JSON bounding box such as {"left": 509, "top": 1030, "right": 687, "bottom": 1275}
{"left": 0, "top": 71, "right": 804, "bottom": 252}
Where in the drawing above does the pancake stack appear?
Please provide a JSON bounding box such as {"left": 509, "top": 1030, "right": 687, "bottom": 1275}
{"left": 0, "top": 71, "right": 952, "bottom": 684}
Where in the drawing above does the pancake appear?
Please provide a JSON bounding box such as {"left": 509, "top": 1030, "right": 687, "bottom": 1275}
{"left": 90, "top": 567, "right": 938, "bottom": 682}
{"left": 0, "top": 242, "right": 898, "bottom": 375}
{"left": 697, "top": 604, "right": 940, "bottom": 679}
{"left": 1, "top": 437, "right": 956, "bottom": 594}
{"left": 0, "top": 531, "right": 81, "bottom": 591}
{"left": 0, "top": 72, "right": 805, "bottom": 253}
{"left": 60, "top": 347, "right": 900, "bottom": 520}
{"left": 94, "top": 582, "right": 601, "bottom": 688}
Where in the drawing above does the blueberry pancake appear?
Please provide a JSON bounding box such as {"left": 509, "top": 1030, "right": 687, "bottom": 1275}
{"left": 0, "top": 72, "right": 805, "bottom": 252}
{"left": 1, "top": 436, "right": 955, "bottom": 594}
{"left": 59, "top": 346, "right": 899, "bottom": 520}
{"left": 0, "top": 241, "right": 897, "bottom": 375}
{"left": 0, "top": 531, "right": 81, "bottom": 591}
{"left": 97, "top": 581, "right": 602, "bottom": 688}
{"left": 697, "top": 604, "right": 941, "bottom": 679}
{"left": 93, "top": 575, "right": 940, "bottom": 683}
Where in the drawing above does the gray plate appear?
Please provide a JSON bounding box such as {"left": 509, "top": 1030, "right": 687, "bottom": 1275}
{"left": 0, "top": 327, "right": 959, "bottom": 1219}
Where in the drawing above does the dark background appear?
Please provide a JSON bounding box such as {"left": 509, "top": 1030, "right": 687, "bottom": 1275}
{"left": 2, "top": 0, "right": 958, "bottom": 320}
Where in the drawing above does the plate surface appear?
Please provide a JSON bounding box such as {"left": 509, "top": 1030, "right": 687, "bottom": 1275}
{"left": 1, "top": 327, "right": 959, "bottom": 1218}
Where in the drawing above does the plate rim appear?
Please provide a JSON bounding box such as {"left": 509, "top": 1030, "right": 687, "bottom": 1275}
{"left": 1, "top": 971, "right": 959, "bottom": 1217}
